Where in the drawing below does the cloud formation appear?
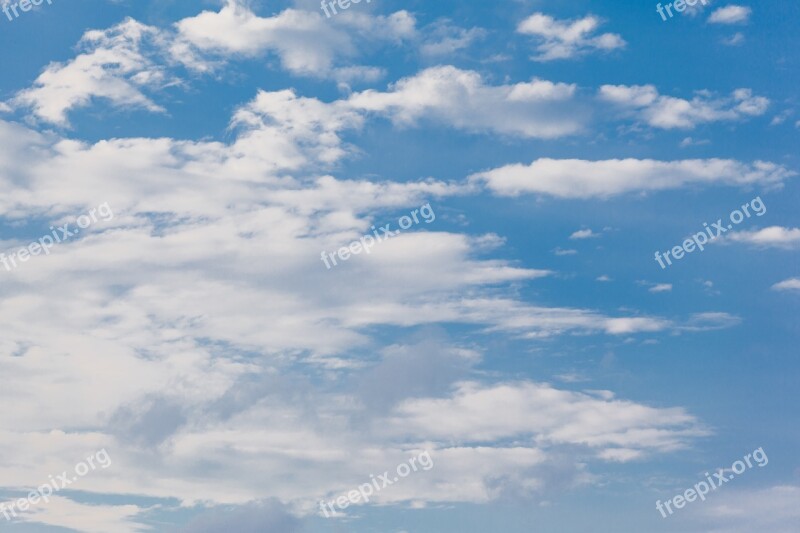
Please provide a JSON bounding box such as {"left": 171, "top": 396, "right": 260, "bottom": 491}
{"left": 472, "top": 158, "right": 792, "bottom": 198}
{"left": 517, "top": 13, "right": 625, "bottom": 61}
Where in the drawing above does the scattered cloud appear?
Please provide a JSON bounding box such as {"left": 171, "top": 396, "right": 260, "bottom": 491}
{"left": 722, "top": 32, "right": 746, "bottom": 46}
{"left": 569, "top": 229, "right": 599, "bottom": 240}
{"left": 517, "top": 13, "right": 626, "bottom": 61}
{"left": 554, "top": 247, "right": 578, "bottom": 256}
{"left": 726, "top": 226, "right": 800, "bottom": 249}
{"left": 10, "top": 19, "right": 171, "bottom": 126}
{"left": 472, "top": 158, "right": 793, "bottom": 198}
{"left": 347, "top": 66, "right": 584, "bottom": 138}
{"left": 420, "top": 20, "right": 485, "bottom": 57}
{"left": 599, "top": 85, "right": 769, "bottom": 129}
{"left": 772, "top": 278, "right": 800, "bottom": 292}
{"left": 708, "top": 5, "right": 753, "bottom": 25}
{"left": 680, "top": 137, "right": 711, "bottom": 147}
{"left": 649, "top": 284, "right": 673, "bottom": 293}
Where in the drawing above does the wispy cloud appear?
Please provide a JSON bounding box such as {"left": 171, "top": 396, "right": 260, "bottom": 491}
{"left": 517, "top": 13, "right": 625, "bottom": 61}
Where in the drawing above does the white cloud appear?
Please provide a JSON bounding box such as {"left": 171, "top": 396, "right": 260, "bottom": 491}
{"left": 174, "top": 0, "right": 415, "bottom": 78}
{"left": 347, "top": 66, "right": 584, "bottom": 138}
{"left": 387, "top": 381, "right": 708, "bottom": 458}
{"left": 708, "top": 5, "right": 752, "bottom": 24}
{"left": 472, "top": 158, "right": 793, "bottom": 198}
{"left": 517, "top": 13, "right": 625, "bottom": 61}
{"left": 680, "top": 136, "right": 711, "bottom": 147}
{"left": 772, "top": 278, "right": 800, "bottom": 292}
{"left": 569, "top": 229, "right": 598, "bottom": 239}
{"left": 599, "top": 85, "right": 769, "bottom": 129}
{"left": 649, "top": 284, "right": 673, "bottom": 293}
{"left": 10, "top": 19, "right": 171, "bottom": 126}
{"left": 5, "top": 496, "right": 148, "bottom": 533}
{"left": 722, "top": 32, "right": 746, "bottom": 46}
{"left": 726, "top": 226, "right": 800, "bottom": 248}
{"left": 685, "top": 485, "right": 800, "bottom": 533}
{"left": 554, "top": 247, "right": 578, "bottom": 256}
{"left": 420, "top": 20, "right": 485, "bottom": 57}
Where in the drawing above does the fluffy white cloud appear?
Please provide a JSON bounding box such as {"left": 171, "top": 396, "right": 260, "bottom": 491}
{"left": 772, "top": 278, "right": 800, "bottom": 292}
{"left": 599, "top": 85, "right": 769, "bottom": 129}
{"left": 517, "top": 13, "right": 625, "bottom": 61}
{"left": 569, "top": 229, "right": 598, "bottom": 239}
{"left": 5, "top": 496, "right": 147, "bottom": 533}
{"left": 173, "top": 0, "right": 414, "bottom": 77}
{"left": 386, "top": 382, "right": 708, "bottom": 459}
{"left": 708, "top": 5, "right": 752, "bottom": 24}
{"left": 348, "top": 66, "right": 584, "bottom": 138}
{"left": 10, "top": 19, "right": 171, "bottom": 126}
{"left": 472, "top": 158, "right": 792, "bottom": 198}
{"left": 726, "top": 226, "right": 800, "bottom": 248}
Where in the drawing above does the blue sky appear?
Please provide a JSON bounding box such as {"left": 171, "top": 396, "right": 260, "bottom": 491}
{"left": 0, "top": 0, "right": 798, "bottom": 532}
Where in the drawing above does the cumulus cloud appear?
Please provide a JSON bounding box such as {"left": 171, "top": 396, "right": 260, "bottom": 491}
{"left": 386, "top": 381, "right": 708, "bottom": 459}
{"left": 10, "top": 19, "right": 171, "bottom": 126}
{"left": 472, "top": 158, "right": 793, "bottom": 198}
{"left": 708, "top": 5, "right": 753, "bottom": 24}
{"left": 599, "top": 85, "right": 769, "bottom": 129}
{"left": 0, "top": 103, "right": 725, "bottom": 531}
{"left": 726, "top": 226, "right": 800, "bottom": 248}
{"left": 772, "top": 278, "right": 800, "bottom": 292}
{"left": 517, "top": 13, "right": 625, "bottom": 61}
{"left": 348, "top": 66, "right": 584, "bottom": 138}
{"left": 173, "top": 0, "right": 415, "bottom": 78}
{"left": 569, "top": 229, "right": 599, "bottom": 239}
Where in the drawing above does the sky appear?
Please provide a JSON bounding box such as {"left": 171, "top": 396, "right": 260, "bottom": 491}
{"left": 0, "top": 0, "right": 798, "bottom": 532}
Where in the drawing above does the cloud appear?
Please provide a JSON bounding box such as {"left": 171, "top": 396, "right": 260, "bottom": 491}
{"left": 7, "top": 1, "right": 423, "bottom": 125}
{"left": 10, "top": 19, "right": 171, "bottom": 126}
{"left": 5, "top": 496, "right": 148, "bottom": 533}
{"left": 386, "top": 381, "right": 708, "bottom": 458}
{"left": 517, "top": 13, "right": 625, "bottom": 61}
{"left": 183, "top": 500, "right": 301, "bottom": 533}
{"left": 174, "top": 0, "right": 415, "bottom": 78}
{"left": 772, "top": 278, "right": 800, "bottom": 292}
{"left": 554, "top": 247, "right": 578, "bottom": 255}
{"left": 649, "top": 284, "right": 673, "bottom": 293}
{"left": 420, "top": 20, "right": 486, "bottom": 57}
{"left": 726, "top": 226, "right": 800, "bottom": 248}
{"left": 599, "top": 85, "right": 769, "bottom": 129}
{"left": 569, "top": 229, "right": 598, "bottom": 239}
{"left": 708, "top": 5, "right": 752, "bottom": 24}
{"left": 472, "top": 158, "right": 793, "bottom": 198}
{"left": 685, "top": 485, "right": 800, "bottom": 533}
{"left": 722, "top": 32, "right": 746, "bottom": 46}
{"left": 347, "top": 66, "right": 584, "bottom": 138}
